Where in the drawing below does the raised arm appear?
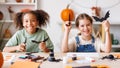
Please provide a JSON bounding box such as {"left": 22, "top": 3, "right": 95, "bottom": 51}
{"left": 102, "top": 20, "right": 112, "bottom": 53}
{"left": 61, "top": 21, "right": 72, "bottom": 53}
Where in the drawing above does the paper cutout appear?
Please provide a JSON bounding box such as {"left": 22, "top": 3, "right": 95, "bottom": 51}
{"left": 67, "top": 53, "right": 99, "bottom": 57}
{"left": 113, "top": 54, "right": 120, "bottom": 59}
{"left": 91, "top": 64, "right": 109, "bottom": 68}
{"left": 92, "top": 10, "right": 110, "bottom": 22}
{"left": 10, "top": 61, "right": 40, "bottom": 68}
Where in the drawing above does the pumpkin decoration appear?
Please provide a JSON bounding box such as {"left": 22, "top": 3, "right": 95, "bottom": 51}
{"left": 61, "top": 4, "right": 74, "bottom": 21}
{"left": 0, "top": 51, "right": 4, "bottom": 68}
{"left": 21, "top": 8, "right": 31, "bottom": 13}
{"left": 16, "top": 0, "right": 22, "bottom": 3}
{"left": 0, "top": 11, "right": 3, "bottom": 20}
{"left": 91, "top": 7, "right": 101, "bottom": 17}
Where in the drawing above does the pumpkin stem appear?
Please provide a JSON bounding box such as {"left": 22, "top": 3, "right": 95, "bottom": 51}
{"left": 67, "top": 4, "right": 70, "bottom": 9}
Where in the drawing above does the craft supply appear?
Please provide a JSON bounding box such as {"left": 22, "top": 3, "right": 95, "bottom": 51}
{"left": 101, "top": 54, "right": 116, "bottom": 60}
{"left": 92, "top": 10, "right": 110, "bottom": 22}
{"left": 47, "top": 49, "right": 62, "bottom": 62}
{"left": 32, "top": 37, "right": 49, "bottom": 44}
{"left": 10, "top": 61, "right": 40, "bottom": 68}
{"left": 72, "top": 54, "right": 77, "bottom": 60}
{"left": 66, "top": 13, "right": 71, "bottom": 26}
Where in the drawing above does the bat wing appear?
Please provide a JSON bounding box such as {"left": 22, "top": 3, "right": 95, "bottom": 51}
{"left": 104, "top": 10, "right": 110, "bottom": 20}
{"left": 93, "top": 10, "right": 110, "bottom": 22}
{"left": 92, "top": 16, "right": 102, "bottom": 22}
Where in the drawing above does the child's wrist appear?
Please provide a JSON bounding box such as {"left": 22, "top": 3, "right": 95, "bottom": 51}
{"left": 40, "top": 46, "right": 49, "bottom": 52}
{"left": 42, "top": 47, "right": 49, "bottom": 52}
{"left": 105, "top": 29, "right": 110, "bottom": 33}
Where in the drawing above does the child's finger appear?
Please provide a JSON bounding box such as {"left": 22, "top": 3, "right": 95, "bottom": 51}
{"left": 65, "top": 21, "right": 71, "bottom": 26}
{"left": 39, "top": 42, "right": 46, "bottom": 49}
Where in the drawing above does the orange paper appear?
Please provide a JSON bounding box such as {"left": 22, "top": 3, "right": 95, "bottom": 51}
{"left": 113, "top": 54, "right": 120, "bottom": 58}
{"left": 91, "top": 64, "right": 109, "bottom": 68}
{"left": 10, "top": 61, "right": 40, "bottom": 68}
{"left": 64, "top": 65, "right": 72, "bottom": 68}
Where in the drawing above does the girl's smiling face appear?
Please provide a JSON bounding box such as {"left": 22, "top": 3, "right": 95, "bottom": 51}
{"left": 22, "top": 13, "right": 38, "bottom": 34}
{"left": 78, "top": 19, "right": 92, "bottom": 37}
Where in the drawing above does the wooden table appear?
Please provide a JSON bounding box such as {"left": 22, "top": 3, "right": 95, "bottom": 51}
{"left": 2, "top": 52, "right": 120, "bottom": 68}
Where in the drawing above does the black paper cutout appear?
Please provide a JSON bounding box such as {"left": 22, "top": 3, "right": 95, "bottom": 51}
{"left": 92, "top": 10, "right": 110, "bottom": 22}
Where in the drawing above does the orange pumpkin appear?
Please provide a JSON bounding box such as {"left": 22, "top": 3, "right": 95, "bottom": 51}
{"left": 0, "top": 11, "right": 3, "bottom": 20}
{"left": 21, "top": 8, "right": 31, "bottom": 13}
{"left": 0, "top": 51, "right": 4, "bottom": 68}
{"left": 61, "top": 4, "right": 74, "bottom": 21}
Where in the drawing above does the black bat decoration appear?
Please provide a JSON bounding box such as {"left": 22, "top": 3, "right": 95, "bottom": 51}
{"left": 92, "top": 10, "right": 110, "bottom": 22}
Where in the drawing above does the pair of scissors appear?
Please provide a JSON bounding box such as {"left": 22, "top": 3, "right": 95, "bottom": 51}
{"left": 31, "top": 37, "right": 49, "bottom": 44}
{"left": 66, "top": 13, "right": 71, "bottom": 26}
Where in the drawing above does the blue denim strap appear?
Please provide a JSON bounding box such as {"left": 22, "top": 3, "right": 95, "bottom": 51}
{"left": 75, "top": 36, "right": 95, "bottom": 44}
{"left": 92, "top": 36, "right": 95, "bottom": 43}
{"left": 75, "top": 36, "right": 80, "bottom": 45}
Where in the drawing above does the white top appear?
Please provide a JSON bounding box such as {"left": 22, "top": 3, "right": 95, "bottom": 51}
{"left": 68, "top": 35, "right": 105, "bottom": 52}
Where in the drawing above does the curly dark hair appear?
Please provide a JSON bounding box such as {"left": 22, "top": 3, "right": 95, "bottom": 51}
{"left": 75, "top": 13, "right": 93, "bottom": 27}
{"left": 14, "top": 10, "right": 49, "bottom": 29}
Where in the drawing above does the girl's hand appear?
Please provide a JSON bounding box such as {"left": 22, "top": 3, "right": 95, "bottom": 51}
{"left": 16, "top": 43, "right": 26, "bottom": 52}
{"left": 64, "top": 21, "right": 72, "bottom": 32}
{"left": 102, "top": 20, "right": 110, "bottom": 32}
{"left": 39, "top": 42, "right": 49, "bottom": 52}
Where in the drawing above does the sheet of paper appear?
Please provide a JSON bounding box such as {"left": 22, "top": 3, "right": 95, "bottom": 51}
{"left": 67, "top": 53, "right": 99, "bottom": 57}
{"left": 10, "top": 61, "right": 40, "bottom": 68}
{"left": 4, "top": 55, "right": 15, "bottom": 62}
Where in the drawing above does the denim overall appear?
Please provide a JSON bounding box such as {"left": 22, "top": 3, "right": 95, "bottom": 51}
{"left": 75, "top": 36, "right": 96, "bottom": 52}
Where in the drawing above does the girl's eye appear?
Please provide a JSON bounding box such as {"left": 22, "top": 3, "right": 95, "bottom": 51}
{"left": 87, "top": 23, "right": 91, "bottom": 26}
{"left": 23, "top": 20, "right": 28, "bottom": 23}
{"left": 32, "top": 20, "right": 36, "bottom": 22}
{"left": 87, "top": 24, "right": 90, "bottom": 26}
{"left": 80, "top": 25, "right": 84, "bottom": 27}
{"left": 25, "top": 20, "right": 28, "bottom": 22}
{"left": 30, "top": 19, "right": 37, "bottom": 22}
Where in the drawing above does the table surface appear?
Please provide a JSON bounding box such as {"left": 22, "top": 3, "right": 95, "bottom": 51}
{"left": 2, "top": 52, "right": 120, "bottom": 68}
